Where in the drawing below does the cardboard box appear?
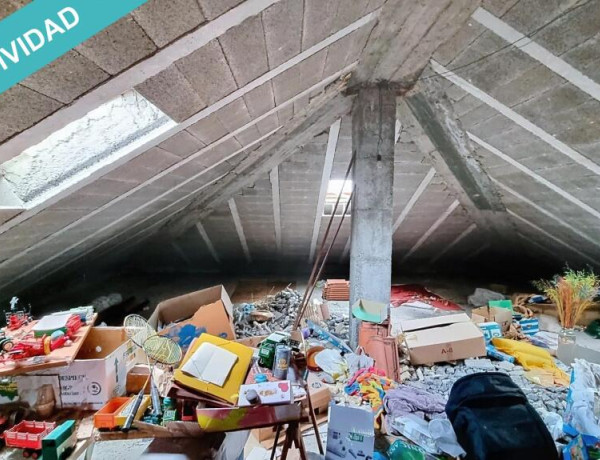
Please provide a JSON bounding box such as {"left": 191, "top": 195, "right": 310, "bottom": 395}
{"left": 400, "top": 313, "right": 486, "bottom": 365}
{"left": 238, "top": 381, "right": 292, "bottom": 407}
{"left": 471, "top": 306, "right": 513, "bottom": 331}
{"left": 478, "top": 322, "right": 502, "bottom": 343}
{"left": 16, "top": 327, "right": 142, "bottom": 410}
{"left": 326, "top": 404, "right": 374, "bottom": 460}
{"left": 149, "top": 285, "right": 236, "bottom": 351}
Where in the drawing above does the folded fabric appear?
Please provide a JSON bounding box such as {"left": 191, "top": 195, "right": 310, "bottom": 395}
{"left": 492, "top": 338, "right": 569, "bottom": 386}
{"left": 383, "top": 385, "right": 446, "bottom": 419}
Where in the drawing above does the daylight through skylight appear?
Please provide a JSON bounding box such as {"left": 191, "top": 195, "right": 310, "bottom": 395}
{"left": 323, "top": 179, "right": 352, "bottom": 216}
{"left": 0, "top": 90, "right": 174, "bottom": 207}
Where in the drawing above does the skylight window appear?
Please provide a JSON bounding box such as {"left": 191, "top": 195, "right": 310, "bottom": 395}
{"left": 323, "top": 179, "right": 352, "bottom": 216}
{"left": 0, "top": 90, "right": 174, "bottom": 207}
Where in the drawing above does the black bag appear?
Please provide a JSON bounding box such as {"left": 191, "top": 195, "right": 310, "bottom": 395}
{"left": 445, "top": 372, "right": 558, "bottom": 460}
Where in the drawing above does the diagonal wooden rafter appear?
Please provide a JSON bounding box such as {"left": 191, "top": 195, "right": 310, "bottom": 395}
{"left": 165, "top": 83, "right": 355, "bottom": 236}
{"left": 397, "top": 75, "right": 519, "bottom": 251}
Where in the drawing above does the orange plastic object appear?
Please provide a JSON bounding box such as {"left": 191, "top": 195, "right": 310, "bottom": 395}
{"left": 93, "top": 397, "right": 130, "bottom": 430}
{"left": 358, "top": 322, "right": 389, "bottom": 350}
{"left": 306, "top": 346, "right": 325, "bottom": 371}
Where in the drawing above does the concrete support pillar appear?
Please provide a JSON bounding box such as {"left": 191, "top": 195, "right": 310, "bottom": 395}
{"left": 349, "top": 86, "right": 396, "bottom": 348}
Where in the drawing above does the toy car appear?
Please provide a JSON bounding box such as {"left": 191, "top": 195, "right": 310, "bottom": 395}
{"left": 42, "top": 420, "right": 77, "bottom": 460}
{"left": 3, "top": 420, "right": 56, "bottom": 458}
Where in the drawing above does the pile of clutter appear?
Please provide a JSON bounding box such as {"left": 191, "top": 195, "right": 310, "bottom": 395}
{"left": 1, "top": 277, "right": 599, "bottom": 460}
{"left": 301, "top": 281, "right": 600, "bottom": 459}
{"left": 233, "top": 287, "right": 301, "bottom": 337}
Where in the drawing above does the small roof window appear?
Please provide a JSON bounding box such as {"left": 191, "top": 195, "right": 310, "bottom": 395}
{"left": 0, "top": 90, "right": 174, "bottom": 207}
{"left": 323, "top": 179, "right": 352, "bottom": 216}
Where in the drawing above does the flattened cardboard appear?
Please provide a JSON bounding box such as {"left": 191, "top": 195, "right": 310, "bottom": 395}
{"left": 401, "top": 313, "right": 486, "bottom": 365}
{"left": 149, "top": 285, "right": 235, "bottom": 350}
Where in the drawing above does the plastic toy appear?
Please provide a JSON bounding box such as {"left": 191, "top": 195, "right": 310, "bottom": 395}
{"left": 6, "top": 311, "right": 31, "bottom": 331}
{"left": 94, "top": 397, "right": 130, "bottom": 430}
{"left": 3, "top": 420, "right": 57, "bottom": 458}
{"left": 0, "top": 332, "right": 14, "bottom": 353}
{"left": 41, "top": 420, "right": 77, "bottom": 460}
{"left": 0, "top": 337, "right": 51, "bottom": 362}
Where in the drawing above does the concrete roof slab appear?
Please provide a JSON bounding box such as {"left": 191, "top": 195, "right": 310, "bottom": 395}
{"left": 135, "top": 65, "right": 207, "bottom": 122}
{"left": 21, "top": 51, "right": 109, "bottom": 104}
{"left": 132, "top": 0, "right": 206, "bottom": 47}
{"left": 219, "top": 15, "right": 269, "bottom": 86}
{"left": 158, "top": 130, "right": 205, "bottom": 159}
{"left": 76, "top": 16, "right": 157, "bottom": 75}
{"left": 0, "top": 85, "right": 62, "bottom": 143}
{"left": 262, "top": 0, "right": 303, "bottom": 68}
{"left": 176, "top": 40, "right": 239, "bottom": 105}
{"left": 198, "top": 0, "right": 245, "bottom": 21}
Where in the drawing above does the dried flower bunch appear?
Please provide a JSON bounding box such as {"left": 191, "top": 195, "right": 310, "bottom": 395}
{"left": 534, "top": 268, "right": 600, "bottom": 329}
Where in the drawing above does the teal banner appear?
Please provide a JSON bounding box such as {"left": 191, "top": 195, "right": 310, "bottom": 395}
{"left": 0, "top": 0, "right": 148, "bottom": 95}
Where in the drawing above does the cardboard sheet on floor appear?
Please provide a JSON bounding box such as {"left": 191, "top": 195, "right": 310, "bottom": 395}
{"left": 174, "top": 334, "right": 253, "bottom": 405}
{"left": 0, "top": 314, "right": 97, "bottom": 377}
{"left": 149, "top": 285, "right": 236, "bottom": 351}
{"left": 401, "top": 313, "right": 486, "bottom": 365}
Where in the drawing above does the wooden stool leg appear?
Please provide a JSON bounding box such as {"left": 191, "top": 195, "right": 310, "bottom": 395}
{"left": 295, "top": 424, "right": 309, "bottom": 460}
{"left": 305, "top": 383, "right": 324, "bottom": 455}
{"left": 280, "top": 423, "right": 295, "bottom": 460}
{"left": 270, "top": 424, "right": 283, "bottom": 460}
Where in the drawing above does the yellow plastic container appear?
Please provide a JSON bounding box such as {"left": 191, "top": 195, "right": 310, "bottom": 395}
{"left": 114, "top": 395, "right": 152, "bottom": 426}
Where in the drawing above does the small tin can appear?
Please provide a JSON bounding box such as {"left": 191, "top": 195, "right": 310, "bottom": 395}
{"left": 272, "top": 344, "right": 291, "bottom": 379}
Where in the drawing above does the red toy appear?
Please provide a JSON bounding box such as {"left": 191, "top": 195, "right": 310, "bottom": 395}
{"left": 6, "top": 312, "right": 30, "bottom": 331}
{"left": 3, "top": 420, "right": 56, "bottom": 458}
{"left": 64, "top": 315, "right": 81, "bottom": 336}
{"left": 0, "top": 337, "right": 51, "bottom": 363}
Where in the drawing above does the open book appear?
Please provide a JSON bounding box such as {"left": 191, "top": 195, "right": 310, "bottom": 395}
{"left": 180, "top": 342, "right": 238, "bottom": 387}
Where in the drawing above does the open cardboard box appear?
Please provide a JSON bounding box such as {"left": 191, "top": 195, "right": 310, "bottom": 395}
{"left": 471, "top": 306, "right": 513, "bottom": 331}
{"left": 149, "top": 285, "right": 236, "bottom": 351}
{"left": 16, "top": 327, "right": 143, "bottom": 409}
{"left": 400, "top": 313, "right": 486, "bottom": 365}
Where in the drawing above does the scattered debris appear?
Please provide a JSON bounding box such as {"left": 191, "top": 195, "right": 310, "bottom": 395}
{"left": 234, "top": 288, "right": 301, "bottom": 337}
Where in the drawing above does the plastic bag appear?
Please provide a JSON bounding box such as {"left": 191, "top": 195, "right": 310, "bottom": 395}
{"left": 429, "top": 419, "right": 466, "bottom": 457}
{"left": 564, "top": 359, "right": 600, "bottom": 438}
{"left": 387, "top": 439, "right": 434, "bottom": 460}
{"left": 345, "top": 348, "right": 374, "bottom": 376}
{"left": 468, "top": 288, "right": 505, "bottom": 306}
{"left": 538, "top": 409, "right": 564, "bottom": 441}
{"left": 314, "top": 349, "right": 347, "bottom": 380}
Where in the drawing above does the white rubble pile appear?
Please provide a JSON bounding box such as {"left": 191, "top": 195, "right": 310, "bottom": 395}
{"left": 400, "top": 359, "right": 569, "bottom": 416}
{"left": 233, "top": 288, "right": 301, "bottom": 337}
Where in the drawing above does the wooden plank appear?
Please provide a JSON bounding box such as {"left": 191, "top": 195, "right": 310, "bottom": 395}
{"left": 0, "top": 314, "right": 97, "bottom": 377}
